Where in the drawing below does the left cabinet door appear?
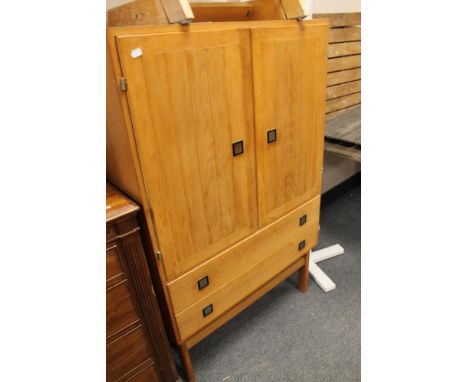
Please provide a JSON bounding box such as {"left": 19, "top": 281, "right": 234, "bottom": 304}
{"left": 116, "top": 29, "right": 258, "bottom": 281}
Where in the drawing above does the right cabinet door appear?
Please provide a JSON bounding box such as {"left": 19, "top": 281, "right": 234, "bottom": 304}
{"left": 251, "top": 23, "right": 328, "bottom": 226}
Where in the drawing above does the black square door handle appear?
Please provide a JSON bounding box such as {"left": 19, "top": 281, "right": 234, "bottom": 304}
{"left": 298, "top": 240, "right": 306, "bottom": 251}
{"left": 197, "top": 276, "right": 209, "bottom": 290}
{"left": 299, "top": 215, "right": 307, "bottom": 226}
{"left": 202, "top": 304, "right": 213, "bottom": 317}
{"left": 267, "top": 129, "right": 277, "bottom": 143}
{"left": 232, "top": 140, "right": 244, "bottom": 156}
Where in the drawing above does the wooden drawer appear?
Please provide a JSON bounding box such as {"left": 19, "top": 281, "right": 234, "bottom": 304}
{"left": 175, "top": 224, "right": 315, "bottom": 341}
{"left": 106, "top": 279, "right": 139, "bottom": 338}
{"left": 107, "top": 245, "right": 124, "bottom": 283}
{"left": 107, "top": 326, "right": 152, "bottom": 381}
{"left": 126, "top": 362, "right": 162, "bottom": 382}
{"left": 167, "top": 195, "right": 320, "bottom": 315}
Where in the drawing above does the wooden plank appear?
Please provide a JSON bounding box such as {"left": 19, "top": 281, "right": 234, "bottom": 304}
{"left": 326, "top": 92, "right": 361, "bottom": 114}
{"left": 160, "top": 0, "right": 194, "bottom": 23}
{"left": 250, "top": 0, "right": 286, "bottom": 20}
{"left": 328, "top": 55, "right": 360, "bottom": 73}
{"left": 327, "top": 80, "right": 360, "bottom": 100}
{"left": 340, "top": 125, "right": 361, "bottom": 145}
{"left": 326, "top": 114, "right": 360, "bottom": 141}
{"left": 326, "top": 104, "right": 359, "bottom": 119}
{"left": 324, "top": 142, "right": 361, "bottom": 162}
{"left": 326, "top": 104, "right": 360, "bottom": 129}
{"left": 280, "top": 0, "right": 309, "bottom": 19}
{"left": 314, "top": 12, "right": 360, "bottom": 27}
{"left": 327, "top": 68, "right": 360, "bottom": 86}
{"left": 326, "top": 115, "right": 360, "bottom": 139}
{"left": 191, "top": 2, "right": 254, "bottom": 22}
{"left": 329, "top": 26, "right": 360, "bottom": 43}
{"left": 107, "top": 20, "right": 329, "bottom": 37}
{"left": 107, "top": 0, "right": 168, "bottom": 27}
{"left": 328, "top": 41, "right": 361, "bottom": 58}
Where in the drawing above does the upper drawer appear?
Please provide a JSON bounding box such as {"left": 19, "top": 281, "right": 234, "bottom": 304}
{"left": 167, "top": 195, "right": 320, "bottom": 315}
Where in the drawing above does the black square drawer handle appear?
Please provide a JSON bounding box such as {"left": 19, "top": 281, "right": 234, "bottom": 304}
{"left": 298, "top": 240, "right": 306, "bottom": 251}
{"left": 197, "top": 276, "right": 209, "bottom": 290}
{"left": 232, "top": 140, "right": 244, "bottom": 156}
{"left": 267, "top": 129, "right": 277, "bottom": 144}
{"left": 299, "top": 214, "right": 307, "bottom": 226}
{"left": 202, "top": 304, "right": 213, "bottom": 317}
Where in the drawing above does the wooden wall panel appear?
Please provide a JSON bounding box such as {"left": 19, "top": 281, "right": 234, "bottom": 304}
{"left": 328, "top": 55, "right": 361, "bottom": 72}
{"left": 328, "top": 41, "right": 361, "bottom": 58}
{"left": 329, "top": 26, "right": 361, "bottom": 43}
{"left": 326, "top": 92, "right": 361, "bottom": 113}
{"left": 315, "top": 12, "right": 360, "bottom": 27}
{"left": 327, "top": 68, "right": 361, "bottom": 86}
{"left": 314, "top": 12, "right": 361, "bottom": 116}
{"left": 327, "top": 80, "right": 360, "bottom": 100}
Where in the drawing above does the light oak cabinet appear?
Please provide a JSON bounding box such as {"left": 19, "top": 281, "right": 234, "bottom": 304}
{"left": 107, "top": 19, "right": 328, "bottom": 382}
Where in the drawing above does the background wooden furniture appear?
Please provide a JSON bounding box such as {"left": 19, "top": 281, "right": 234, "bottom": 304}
{"left": 107, "top": 0, "right": 308, "bottom": 26}
{"left": 106, "top": 183, "right": 179, "bottom": 382}
{"left": 314, "top": 12, "right": 361, "bottom": 163}
{"left": 107, "top": 19, "right": 328, "bottom": 381}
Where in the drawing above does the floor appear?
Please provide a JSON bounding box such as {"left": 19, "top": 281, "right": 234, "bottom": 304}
{"left": 176, "top": 184, "right": 361, "bottom": 381}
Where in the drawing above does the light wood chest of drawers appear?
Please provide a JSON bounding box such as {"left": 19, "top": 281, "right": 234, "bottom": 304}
{"left": 107, "top": 19, "right": 328, "bottom": 381}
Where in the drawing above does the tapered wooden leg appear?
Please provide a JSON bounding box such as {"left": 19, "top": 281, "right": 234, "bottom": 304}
{"left": 179, "top": 343, "right": 195, "bottom": 382}
{"left": 297, "top": 251, "right": 310, "bottom": 293}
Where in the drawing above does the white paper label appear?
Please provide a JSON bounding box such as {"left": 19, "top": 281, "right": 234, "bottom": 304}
{"left": 131, "top": 48, "right": 143, "bottom": 58}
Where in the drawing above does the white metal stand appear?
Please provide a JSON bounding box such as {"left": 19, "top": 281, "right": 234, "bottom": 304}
{"left": 308, "top": 244, "right": 344, "bottom": 292}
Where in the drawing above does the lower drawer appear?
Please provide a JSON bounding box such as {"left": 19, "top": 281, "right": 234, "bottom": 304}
{"left": 167, "top": 195, "right": 320, "bottom": 315}
{"left": 174, "top": 220, "right": 316, "bottom": 341}
{"left": 106, "top": 326, "right": 152, "bottom": 381}
{"left": 126, "top": 362, "right": 162, "bottom": 382}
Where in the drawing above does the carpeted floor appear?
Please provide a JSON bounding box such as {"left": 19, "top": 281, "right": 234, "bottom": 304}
{"left": 176, "top": 185, "right": 361, "bottom": 381}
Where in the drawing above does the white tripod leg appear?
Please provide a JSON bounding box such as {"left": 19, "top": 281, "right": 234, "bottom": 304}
{"left": 308, "top": 244, "right": 344, "bottom": 292}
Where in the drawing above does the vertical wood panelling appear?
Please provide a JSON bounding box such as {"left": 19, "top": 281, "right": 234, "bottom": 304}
{"left": 251, "top": 24, "right": 328, "bottom": 226}
{"left": 117, "top": 29, "right": 257, "bottom": 280}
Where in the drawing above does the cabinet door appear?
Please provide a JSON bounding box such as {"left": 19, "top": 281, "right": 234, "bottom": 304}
{"left": 251, "top": 24, "right": 328, "bottom": 226}
{"left": 116, "top": 29, "right": 257, "bottom": 280}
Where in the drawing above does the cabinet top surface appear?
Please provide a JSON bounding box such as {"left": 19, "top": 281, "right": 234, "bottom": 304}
{"left": 106, "top": 182, "right": 140, "bottom": 222}
{"left": 107, "top": 18, "right": 329, "bottom": 37}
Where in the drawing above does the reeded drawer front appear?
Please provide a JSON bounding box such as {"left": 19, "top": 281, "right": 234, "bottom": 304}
{"left": 106, "top": 246, "right": 124, "bottom": 283}
{"left": 167, "top": 195, "right": 320, "bottom": 316}
{"left": 174, "top": 221, "right": 316, "bottom": 341}
{"left": 107, "top": 326, "right": 152, "bottom": 381}
{"left": 127, "top": 362, "right": 162, "bottom": 382}
{"left": 106, "top": 280, "right": 139, "bottom": 338}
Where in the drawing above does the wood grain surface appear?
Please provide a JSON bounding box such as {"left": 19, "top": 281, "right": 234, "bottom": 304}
{"left": 251, "top": 23, "right": 328, "bottom": 226}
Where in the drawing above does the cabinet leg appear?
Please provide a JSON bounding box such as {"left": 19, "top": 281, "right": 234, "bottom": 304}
{"left": 179, "top": 343, "right": 195, "bottom": 382}
{"left": 298, "top": 251, "right": 310, "bottom": 293}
